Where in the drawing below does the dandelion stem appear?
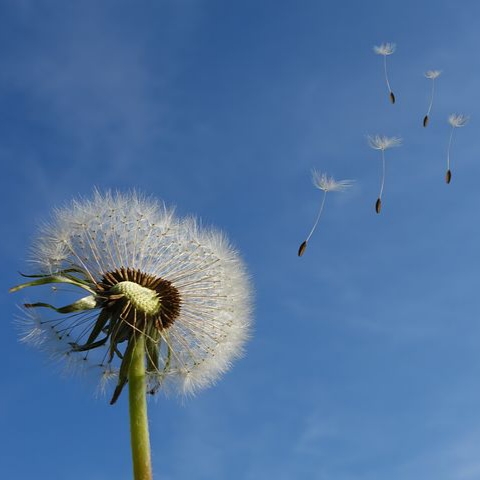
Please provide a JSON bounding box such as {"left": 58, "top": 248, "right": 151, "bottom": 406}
{"left": 305, "top": 190, "right": 327, "bottom": 243}
{"left": 129, "top": 334, "right": 153, "bottom": 480}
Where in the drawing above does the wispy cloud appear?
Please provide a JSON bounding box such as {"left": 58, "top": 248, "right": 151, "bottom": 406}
{"left": 0, "top": 2, "right": 202, "bottom": 191}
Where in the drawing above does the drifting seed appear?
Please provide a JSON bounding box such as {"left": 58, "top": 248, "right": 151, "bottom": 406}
{"left": 298, "top": 241, "right": 307, "bottom": 257}
{"left": 389, "top": 92, "right": 395, "bottom": 104}
{"left": 423, "top": 115, "right": 429, "bottom": 127}
{"left": 445, "top": 169, "right": 452, "bottom": 184}
{"left": 375, "top": 198, "right": 382, "bottom": 214}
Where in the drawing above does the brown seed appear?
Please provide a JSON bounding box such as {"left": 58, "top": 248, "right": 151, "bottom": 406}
{"left": 375, "top": 198, "right": 382, "bottom": 214}
{"left": 298, "top": 240, "right": 307, "bottom": 257}
{"left": 389, "top": 91, "right": 395, "bottom": 104}
{"left": 445, "top": 169, "right": 452, "bottom": 184}
{"left": 423, "top": 115, "right": 429, "bottom": 127}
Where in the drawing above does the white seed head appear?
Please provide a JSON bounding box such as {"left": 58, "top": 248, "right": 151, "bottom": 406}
{"left": 16, "top": 190, "right": 253, "bottom": 397}
{"left": 367, "top": 134, "right": 403, "bottom": 151}
{"left": 373, "top": 42, "right": 396, "bottom": 56}
{"left": 425, "top": 70, "right": 441, "bottom": 79}
{"left": 448, "top": 113, "right": 469, "bottom": 128}
{"left": 311, "top": 170, "right": 354, "bottom": 192}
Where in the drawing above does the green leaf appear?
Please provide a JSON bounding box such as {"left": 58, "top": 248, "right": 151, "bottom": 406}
{"left": 10, "top": 274, "right": 95, "bottom": 294}
{"left": 24, "top": 295, "right": 97, "bottom": 314}
{"left": 83, "top": 308, "right": 110, "bottom": 346}
{"left": 110, "top": 337, "right": 136, "bottom": 405}
{"left": 145, "top": 328, "right": 161, "bottom": 375}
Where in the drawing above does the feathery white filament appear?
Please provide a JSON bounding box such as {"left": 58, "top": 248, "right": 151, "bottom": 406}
{"left": 374, "top": 43, "right": 396, "bottom": 99}
{"left": 300, "top": 170, "right": 353, "bottom": 251}
{"left": 379, "top": 149, "right": 386, "bottom": 200}
{"left": 368, "top": 135, "right": 402, "bottom": 208}
{"left": 446, "top": 114, "right": 469, "bottom": 175}
{"left": 383, "top": 55, "right": 392, "bottom": 95}
{"left": 447, "top": 125, "right": 455, "bottom": 171}
{"left": 312, "top": 170, "right": 354, "bottom": 192}
{"left": 368, "top": 135, "right": 402, "bottom": 151}
{"left": 373, "top": 43, "right": 396, "bottom": 56}
{"left": 425, "top": 70, "right": 441, "bottom": 80}
{"left": 305, "top": 190, "right": 327, "bottom": 243}
{"left": 426, "top": 76, "right": 436, "bottom": 117}
{"left": 448, "top": 114, "right": 469, "bottom": 128}
{"left": 424, "top": 70, "right": 441, "bottom": 120}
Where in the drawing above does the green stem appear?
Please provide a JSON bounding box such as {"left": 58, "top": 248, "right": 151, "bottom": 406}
{"left": 129, "top": 334, "right": 153, "bottom": 480}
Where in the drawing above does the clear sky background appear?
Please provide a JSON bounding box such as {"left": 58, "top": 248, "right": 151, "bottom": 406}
{"left": 2, "top": 1, "right": 480, "bottom": 479}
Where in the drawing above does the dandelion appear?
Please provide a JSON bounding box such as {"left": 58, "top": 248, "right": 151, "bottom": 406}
{"left": 446, "top": 114, "right": 469, "bottom": 183}
{"left": 10, "top": 190, "right": 252, "bottom": 480}
{"left": 423, "top": 70, "right": 442, "bottom": 127}
{"left": 374, "top": 42, "right": 396, "bottom": 104}
{"left": 368, "top": 135, "right": 402, "bottom": 213}
{"left": 298, "top": 170, "right": 354, "bottom": 256}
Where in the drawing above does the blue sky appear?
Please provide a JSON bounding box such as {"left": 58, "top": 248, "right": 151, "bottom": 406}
{"left": 2, "top": 1, "right": 480, "bottom": 479}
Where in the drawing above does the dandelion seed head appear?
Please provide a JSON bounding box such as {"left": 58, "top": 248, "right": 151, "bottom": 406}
{"left": 13, "top": 191, "right": 253, "bottom": 400}
{"left": 425, "top": 70, "right": 441, "bottom": 79}
{"left": 448, "top": 113, "right": 469, "bottom": 128}
{"left": 311, "top": 170, "right": 354, "bottom": 192}
{"left": 367, "top": 135, "right": 403, "bottom": 151}
{"left": 373, "top": 43, "right": 396, "bottom": 56}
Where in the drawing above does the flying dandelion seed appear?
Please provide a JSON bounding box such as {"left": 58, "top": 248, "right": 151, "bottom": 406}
{"left": 367, "top": 135, "right": 402, "bottom": 213}
{"left": 374, "top": 42, "right": 396, "bottom": 104}
{"left": 423, "top": 70, "right": 442, "bottom": 127}
{"left": 446, "top": 114, "right": 469, "bottom": 183}
{"left": 298, "top": 170, "right": 353, "bottom": 257}
{"left": 10, "top": 191, "right": 253, "bottom": 480}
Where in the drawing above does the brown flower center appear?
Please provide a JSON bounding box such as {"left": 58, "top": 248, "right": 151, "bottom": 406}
{"left": 98, "top": 267, "right": 181, "bottom": 331}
